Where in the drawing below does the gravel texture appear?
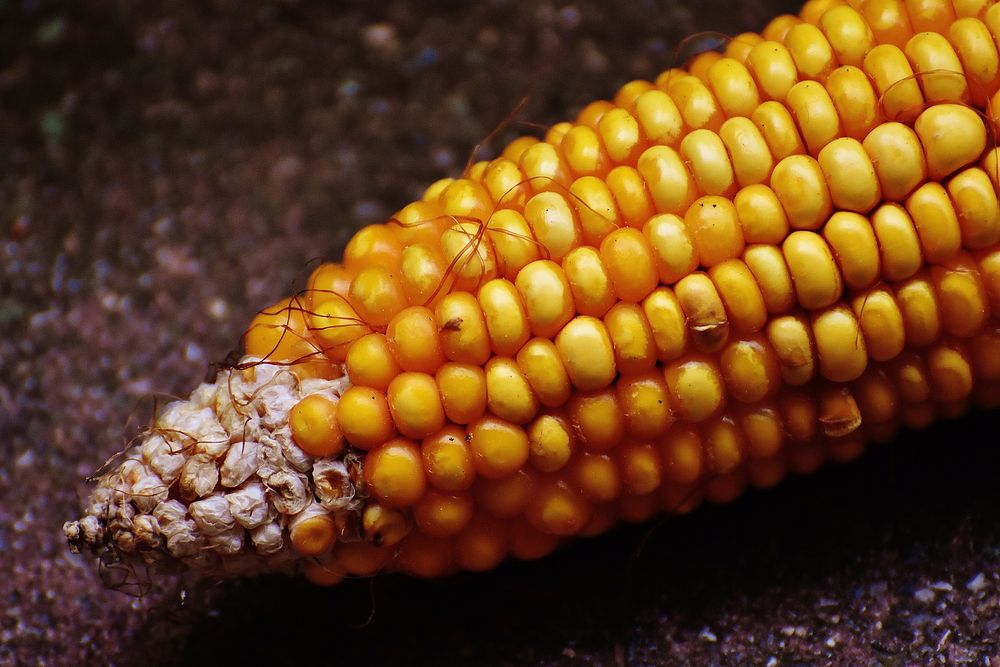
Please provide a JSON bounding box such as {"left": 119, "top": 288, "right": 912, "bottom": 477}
{"left": 2, "top": 0, "right": 999, "bottom": 664}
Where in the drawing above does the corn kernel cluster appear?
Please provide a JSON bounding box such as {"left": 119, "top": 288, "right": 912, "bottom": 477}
{"left": 68, "top": 0, "right": 1000, "bottom": 586}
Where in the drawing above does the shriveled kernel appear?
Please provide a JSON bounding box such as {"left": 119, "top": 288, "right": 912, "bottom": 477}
{"left": 337, "top": 386, "right": 395, "bottom": 450}
{"left": 862, "top": 122, "right": 926, "bottom": 201}
{"left": 664, "top": 355, "right": 726, "bottom": 422}
{"left": 387, "top": 372, "right": 446, "bottom": 440}
{"left": 823, "top": 212, "right": 882, "bottom": 290}
{"left": 871, "top": 204, "right": 924, "bottom": 280}
{"left": 914, "top": 104, "right": 987, "bottom": 181}
{"left": 752, "top": 100, "right": 807, "bottom": 161}
{"left": 467, "top": 416, "right": 530, "bottom": 479}
{"left": 555, "top": 316, "right": 617, "bottom": 391}
{"left": 600, "top": 227, "right": 659, "bottom": 303}
{"left": 570, "top": 176, "right": 620, "bottom": 246}
{"left": 365, "top": 439, "right": 426, "bottom": 508}
{"left": 905, "top": 182, "right": 963, "bottom": 264}
{"left": 413, "top": 490, "right": 474, "bottom": 538}
{"left": 684, "top": 196, "right": 746, "bottom": 267}
{"left": 675, "top": 273, "right": 731, "bottom": 353}
{"left": 767, "top": 313, "right": 817, "bottom": 385}
{"left": 770, "top": 154, "right": 833, "bottom": 230}
{"left": 825, "top": 66, "right": 882, "bottom": 141}
{"left": 948, "top": 168, "right": 1000, "bottom": 249}
{"left": 680, "top": 129, "right": 736, "bottom": 197}
{"left": 812, "top": 305, "right": 868, "bottom": 382}
{"left": 783, "top": 231, "right": 843, "bottom": 310}
{"left": 562, "top": 246, "right": 618, "bottom": 317}
{"left": 786, "top": 80, "right": 841, "bottom": 154}
{"left": 523, "top": 191, "right": 583, "bottom": 261}
{"left": 719, "top": 335, "right": 781, "bottom": 403}
{"left": 734, "top": 185, "right": 790, "bottom": 245}
{"left": 719, "top": 117, "right": 774, "bottom": 188}
{"left": 637, "top": 145, "right": 698, "bottom": 215}
{"left": 349, "top": 265, "right": 408, "bottom": 329}
{"left": 568, "top": 388, "right": 627, "bottom": 452}
{"left": 643, "top": 213, "right": 699, "bottom": 285}
{"left": 642, "top": 287, "right": 690, "bottom": 362}
{"left": 484, "top": 357, "right": 539, "bottom": 425}
{"left": 747, "top": 40, "right": 798, "bottom": 102}
{"left": 818, "top": 137, "right": 881, "bottom": 213}
{"left": 851, "top": 287, "right": 906, "bottom": 361}
{"left": 422, "top": 426, "right": 475, "bottom": 492}
{"left": 478, "top": 278, "right": 531, "bottom": 357}
{"left": 708, "top": 259, "right": 768, "bottom": 334}
{"left": 289, "top": 394, "right": 344, "bottom": 458}
{"left": 516, "top": 338, "right": 572, "bottom": 408}
{"left": 435, "top": 292, "right": 491, "bottom": 365}
{"left": 743, "top": 244, "right": 795, "bottom": 315}
{"left": 486, "top": 209, "right": 541, "bottom": 280}
{"left": 527, "top": 413, "right": 575, "bottom": 472}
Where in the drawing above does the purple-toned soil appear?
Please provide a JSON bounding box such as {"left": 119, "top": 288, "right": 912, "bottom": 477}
{"left": 2, "top": 1, "right": 999, "bottom": 664}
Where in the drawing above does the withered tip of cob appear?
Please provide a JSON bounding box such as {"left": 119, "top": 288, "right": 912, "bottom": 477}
{"left": 63, "top": 360, "right": 363, "bottom": 584}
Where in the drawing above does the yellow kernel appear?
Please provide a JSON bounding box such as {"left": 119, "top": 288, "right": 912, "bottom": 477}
{"left": 570, "top": 452, "right": 621, "bottom": 503}
{"left": 948, "top": 168, "right": 1000, "bottom": 249}
{"left": 349, "top": 265, "right": 408, "bottom": 329}
{"left": 871, "top": 203, "right": 923, "bottom": 280}
{"left": 976, "top": 246, "right": 1000, "bottom": 313}
{"left": 825, "top": 65, "right": 882, "bottom": 141}
{"left": 927, "top": 344, "right": 974, "bottom": 403}
{"left": 685, "top": 195, "right": 746, "bottom": 267}
{"left": 365, "top": 439, "right": 426, "bottom": 508}
{"left": 851, "top": 287, "right": 906, "bottom": 361}
{"left": 435, "top": 292, "right": 491, "bottom": 365}
{"left": 916, "top": 105, "right": 987, "bottom": 185}
{"left": 725, "top": 32, "right": 764, "bottom": 63}
{"left": 708, "top": 259, "right": 768, "bottom": 334}
{"left": 734, "top": 184, "right": 790, "bottom": 245}
{"left": 737, "top": 403, "right": 785, "bottom": 459}
{"left": 767, "top": 313, "right": 817, "bottom": 385}
{"left": 719, "top": 335, "right": 781, "bottom": 403}
{"left": 770, "top": 154, "right": 833, "bottom": 230}
{"left": 632, "top": 89, "right": 684, "bottom": 146}
{"left": 642, "top": 287, "right": 690, "bottom": 362}
{"left": 905, "top": 182, "right": 963, "bottom": 264}
{"left": 598, "top": 107, "right": 646, "bottom": 165}
{"left": 785, "top": 22, "right": 837, "bottom": 81}
{"left": 387, "top": 372, "right": 446, "bottom": 440}
{"left": 666, "top": 74, "right": 724, "bottom": 131}
{"left": 570, "top": 176, "right": 621, "bottom": 246}
{"left": 822, "top": 212, "right": 881, "bottom": 290}
{"left": 515, "top": 260, "right": 575, "bottom": 339}
{"left": 747, "top": 40, "right": 798, "bottom": 102}
{"left": 762, "top": 14, "right": 803, "bottom": 43}
{"left": 862, "top": 0, "right": 914, "bottom": 49}
{"left": 659, "top": 425, "right": 704, "bottom": 485}
{"left": 289, "top": 394, "right": 344, "bottom": 458}
{"left": 516, "top": 338, "right": 572, "bottom": 408}
{"left": 719, "top": 117, "right": 774, "bottom": 188}
{"left": 485, "top": 357, "right": 538, "bottom": 425}
{"left": 743, "top": 244, "right": 795, "bottom": 314}
{"left": 395, "top": 531, "right": 454, "bottom": 579}
{"left": 527, "top": 413, "right": 575, "bottom": 473}
{"left": 520, "top": 141, "right": 572, "bottom": 194}
{"left": 638, "top": 145, "right": 698, "bottom": 215}
{"left": 707, "top": 57, "right": 761, "bottom": 117}
{"left": 525, "top": 480, "right": 591, "bottom": 536}
{"left": 896, "top": 273, "right": 943, "bottom": 346}
{"left": 399, "top": 242, "right": 447, "bottom": 308}
{"left": 904, "top": 32, "right": 967, "bottom": 103}
{"left": 467, "top": 416, "right": 530, "bottom": 479}
{"left": 337, "top": 386, "right": 395, "bottom": 450}
{"left": 301, "top": 555, "right": 346, "bottom": 586}
{"left": 308, "top": 296, "right": 371, "bottom": 355}
{"left": 576, "top": 100, "right": 615, "bottom": 128}
{"left": 853, "top": 369, "right": 901, "bottom": 423}
{"left": 343, "top": 224, "right": 403, "bottom": 273}
{"left": 616, "top": 371, "right": 674, "bottom": 440}
{"left": 664, "top": 355, "right": 726, "bottom": 422}
{"left": 865, "top": 44, "right": 925, "bottom": 123}
{"left": 385, "top": 306, "right": 444, "bottom": 374}
{"left": 930, "top": 255, "right": 989, "bottom": 338}
{"left": 614, "top": 79, "right": 655, "bottom": 109}
{"left": 786, "top": 80, "right": 841, "bottom": 154}
{"left": 751, "top": 100, "right": 807, "bottom": 161}
{"left": 675, "top": 272, "right": 731, "bottom": 353}
{"left": 950, "top": 17, "right": 1000, "bottom": 108}
{"left": 783, "top": 231, "right": 843, "bottom": 310}
{"left": 862, "top": 121, "right": 926, "bottom": 202}
{"left": 689, "top": 50, "right": 724, "bottom": 82}
{"left": 811, "top": 305, "right": 868, "bottom": 382}
{"left": 971, "top": 326, "right": 1000, "bottom": 380}
{"left": 702, "top": 417, "right": 744, "bottom": 474}
{"left": 906, "top": 0, "right": 957, "bottom": 33}
{"left": 616, "top": 441, "right": 663, "bottom": 495}
{"left": 568, "top": 387, "right": 626, "bottom": 452}
{"left": 392, "top": 200, "right": 448, "bottom": 249}
{"left": 439, "top": 178, "right": 493, "bottom": 226}
{"left": 555, "top": 316, "right": 617, "bottom": 391}
{"left": 454, "top": 515, "right": 509, "bottom": 571}
{"left": 604, "top": 303, "right": 658, "bottom": 376}
{"left": 440, "top": 221, "right": 499, "bottom": 291}
{"left": 820, "top": 5, "right": 875, "bottom": 67}
{"left": 523, "top": 191, "right": 583, "bottom": 261}
{"left": 680, "top": 128, "right": 737, "bottom": 197}
{"left": 422, "top": 178, "right": 454, "bottom": 203}
{"left": 818, "top": 137, "right": 881, "bottom": 213}
{"left": 475, "top": 468, "right": 536, "bottom": 517}
{"left": 306, "top": 262, "right": 354, "bottom": 309}
{"left": 643, "top": 213, "right": 698, "bottom": 285}
{"left": 562, "top": 246, "right": 618, "bottom": 317}
{"left": 486, "top": 209, "right": 541, "bottom": 280}
{"left": 247, "top": 297, "right": 323, "bottom": 363}
{"left": 413, "top": 490, "right": 474, "bottom": 538}
{"left": 420, "top": 427, "right": 476, "bottom": 498}
{"left": 509, "top": 516, "right": 560, "bottom": 561}
{"left": 482, "top": 158, "right": 531, "bottom": 211}
{"left": 478, "top": 278, "right": 531, "bottom": 357}
{"left": 561, "top": 125, "right": 610, "bottom": 177}
{"left": 600, "top": 227, "right": 659, "bottom": 303}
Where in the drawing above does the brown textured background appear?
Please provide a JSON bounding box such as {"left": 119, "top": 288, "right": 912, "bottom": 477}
{"left": 3, "top": 0, "right": 1000, "bottom": 664}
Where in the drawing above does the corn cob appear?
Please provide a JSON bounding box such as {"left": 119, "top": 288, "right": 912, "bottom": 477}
{"left": 65, "top": 0, "right": 1000, "bottom": 588}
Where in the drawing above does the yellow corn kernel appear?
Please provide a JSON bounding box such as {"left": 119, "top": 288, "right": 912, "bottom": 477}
{"left": 486, "top": 209, "right": 541, "bottom": 280}
{"left": 387, "top": 372, "right": 446, "bottom": 439}
{"left": 509, "top": 516, "right": 559, "bottom": 561}
{"left": 719, "top": 117, "right": 774, "bottom": 188}
{"left": 523, "top": 191, "right": 583, "bottom": 261}
{"left": 823, "top": 211, "right": 881, "bottom": 290}
{"left": 897, "top": 272, "right": 944, "bottom": 347}
{"left": 637, "top": 145, "right": 698, "bottom": 215}
{"left": 862, "top": 121, "right": 926, "bottom": 202}
{"left": 708, "top": 259, "right": 768, "bottom": 334}
{"left": 520, "top": 141, "right": 572, "bottom": 195}
{"left": 555, "top": 316, "right": 617, "bottom": 391}
{"left": 949, "top": 17, "right": 1000, "bottom": 107}
{"left": 825, "top": 65, "right": 882, "bottom": 141}
{"left": 642, "top": 287, "right": 690, "bottom": 362}
{"left": 632, "top": 89, "right": 684, "bottom": 147}
{"left": 440, "top": 220, "right": 499, "bottom": 291}
{"left": 664, "top": 355, "right": 726, "bottom": 422}
{"left": 598, "top": 107, "right": 646, "bottom": 165}
{"left": 681, "top": 129, "right": 737, "bottom": 198}
{"left": 786, "top": 80, "right": 842, "bottom": 154}
{"left": 361, "top": 504, "right": 410, "bottom": 548}
{"left": 467, "top": 416, "right": 529, "bottom": 479}
{"left": 386, "top": 306, "right": 444, "bottom": 374}
{"left": 812, "top": 305, "right": 868, "bottom": 382}
{"left": 516, "top": 338, "right": 572, "bottom": 408}
{"left": 526, "top": 413, "right": 575, "bottom": 473}
{"left": 748, "top": 40, "right": 799, "bottom": 102}
{"left": 863, "top": 44, "right": 924, "bottom": 122}
{"left": 474, "top": 468, "right": 535, "bottom": 517}
{"left": 246, "top": 297, "right": 325, "bottom": 364}
{"left": 336, "top": 386, "right": 395, "bottom": 449}
{"left": 615, "top": 441, "right": 663, "bottom": 495}
{"left": 616, "top": 371, "right": 674, "bottom": 440}
{"left": 767, "top": 313, "right": 818, "bottom": 385}
{"left": 570, "top": 452, "right": 621, "bottom": 503}
{"left": 948, "top": 168, "right": 1000, "bottom": 249}
{"left": 666, "top": 74, "right": 724, "bottom": 132}
{"left": 349, "top": 265, "right": 408, "bottom": 329}
{"left": 851, "top": 287, "right": 907, "bottom": 361}
{"left": 604, "top": 303, "right": 658, "bottom": 376}
{"left": 927, "top": 343, "right": 974, "bottom": 402}
{"left": 689, "top": 51, "right": 724, "bottom": 83}
{"left": 576, "top": 100, "right": 615, "bottom": 128}
{"left": 905, "top": 182, "right": 963, "bottom": 264}
{"left": 399, "top": 242, "right": 448, "bottom": 308}
{"left": 482, "top": 158, "right": 531, "bottom": 211}
{"left": 525, "top": 479, "right": 591, "bottom": 536}
{"left": 568, "top": 387, "right": 626, "bottom": 451}
{"left": 435, "top": 291, "right": 491, "bottom": 365}
{"left": 751, "top": 100, "right": 807, "bottom": 161}
{"left": 454, "top": 515, "right": 508, "bottom": 571}
{"left": 820, "top": 4, "right": 875, "bottom": 67}
{"left": 643, "top": 213, "right": 698, "bottom": 285}
{"left": 569, "top": 176, "right": 620, "bottom": 245}
{"left": 478, "top": 278, "right": 531, "bottom": 357}
{"left": 904, "top": 32, "right": 967, "bottom": 103}
{"left": 975, "top": 246, "right": 1000, "bottom": 312}
{"left": 290, "top": 511, "right": 337, "bottom": 557}
{"left": 306, "top": 262, "right": 354, "bottom": 308}
{"left": 434, "top": 363, "right": 487, "bottom": 426}
{"left": 514, "top": 260, "right": 575, "bottom": 339}
{"left": 783, "top": 230, "right": 844, "bottom": 310}
{"left": 289, "top": 394, "right": 344, "bottom": 458}
{"left": 871, "top": 203, "right": 924, "bottom": 280}
{"left": 308, "top": 296, "right": 371, "bottom": 355}
{"left": 675, "top": 272, "right": 731, "bottom": 353}
{"left": 736, "top": 403, "right": 785, "bottom": 459}
{"left": 365, "top": 439, "right": 426, "bottom": 508}
{"left": 707, "top": 57, "right": 761, "bottom": 118}
{"left": 562, "top": 246, "right": 618, "bottom": 317}
{"left": 685, "top": 195, "right": 746, "bottom": 267}
{"left": 763, "top": 14, "right": 803, "bottom": 43}
{"left": 720, "top": 335, "right": 782, "bottom": 403}
{"left": 343, "top": 223, "right": 403, "bottom": 273}
{"left": 853, "top": 368, "right": 901, "bottom": 422}
{"left": 743, "top": 244, "right": 795, "bottom": 314}
{"left": 614, "top": 79, "right": 654, "bottom": 109}
{"left": 702, "top": 417, "right": 745, "bottom": 474}
{"left": 600, "top": 227, "right": 659, "bottom": 303}
{"left": 561, "top": 124, "right": 610, "bottom": 178}
{"left": 930, "top": 255, "right": 989, "bottom": 338}
{"left": 484, "top": 357, "right": 539, "bottom": 425}
{"left": 800, "top": 0, "right": 842, "bottom": 25}
{"left": 770, "top": 154, "right": 833, "bottom": 230}
{"left": 817, "top": 137, "right": 881, "bottom": 213}
{"left": 726, "top": 32, "right": 764, "bottom": 63}
{"left": 734, "top": 184, "right": 790, "bottom": 245}
{"left": 413, "top": 490, "right": 474, "bottom": 538}
{"left": 785, "top": 22, "right": 838, "bottom": 81}
{"left": 862, "top": 0, "right": 914, "bottom": 49}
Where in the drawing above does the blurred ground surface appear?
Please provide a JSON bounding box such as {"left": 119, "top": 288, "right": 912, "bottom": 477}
{"left": 3, "top": 0, "right": 1000, "bottom": 664}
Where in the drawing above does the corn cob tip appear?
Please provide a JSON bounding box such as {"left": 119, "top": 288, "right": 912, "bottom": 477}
{"left": 63, "top": 359, "right": 358, "bottom": 584}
